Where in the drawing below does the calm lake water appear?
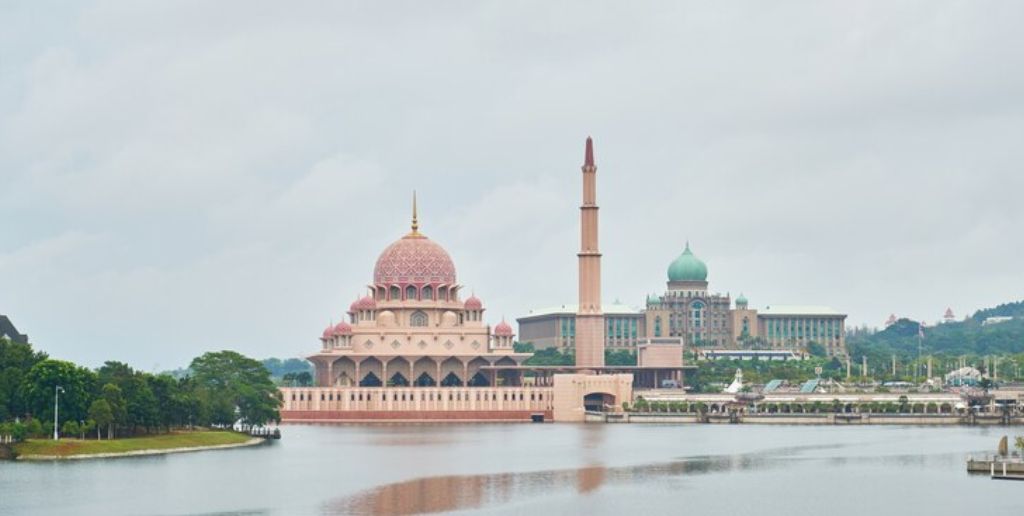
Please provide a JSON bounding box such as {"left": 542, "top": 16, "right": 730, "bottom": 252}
{"left": 0, "top": 424, "right": 1020, "bottom": 515}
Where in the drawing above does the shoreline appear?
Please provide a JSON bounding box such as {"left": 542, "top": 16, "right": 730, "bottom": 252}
{"left": 15, "top": 437, "right": 267, "bottom": 461}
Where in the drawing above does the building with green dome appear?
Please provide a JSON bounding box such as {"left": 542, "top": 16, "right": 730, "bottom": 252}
{"left": 645, "top": 242, "right": 847, "bottom": 357}
{"left": 517, "top": 241, "right": 847, "bottom": 358}
{"left": 646, "top": 243, "right": 736, "bottom": 349}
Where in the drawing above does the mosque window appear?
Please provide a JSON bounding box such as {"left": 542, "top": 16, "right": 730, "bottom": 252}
{"left": 390, "top": 286, "right": 400, "bottom": 300}
{"left": 423, "top": 286, "right": 433, "bottom": 300}
{"left": 439, "top": 286, "right": 448, "bottom": 301}
{"left": 405, "top": 285, "right": 417, "bottom": 300}
{"left": 654, "top": 316, "right": 662, "bottom": 337}
{"left": 411, "top": 311, "right": 428, "bottom": 327}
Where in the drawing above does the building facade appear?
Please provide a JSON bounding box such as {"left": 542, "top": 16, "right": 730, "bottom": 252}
{"left": 517, "top": 304, "right": 646, "bottom": 351}
{"left": 648, "top": 244, "right": 846, "bottom": 356}
{"left": 519, "top": 241, "right": 847, "bottom": 357}
{"left": 305, "top": 198, "right": 533, "bottom": 390}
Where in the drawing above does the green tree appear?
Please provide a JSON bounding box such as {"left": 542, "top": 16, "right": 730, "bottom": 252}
{"left": 100, "top": 383, "right": 126, "bottom": 437}
{"left": 807, "top": 342, "right": 827, "bottom": 357}
{"left": 61, "top": 420, "right": 80, "bottom": 438}
{"left": 97, "top": 362, "right": 159, "bottom": 434}
{"left": 22, "top": 359, "right": 96, "bottom": 425}
{"left": 80, "top": 419, "right": 95, "bottom": 440}
{"left": 605, "top": 349, "right": 637, "bottom": 366}
{"left": 0, "top": 338, "right": 48, "bottom": 421}
{"left": 24, "top": 418, "right": 43, "bottom": 438}
{"left": 189, "top": 351, "right": 282, "bottom": 427}
{"left": 295, "top": 371, "right": 313, "bottom": 387}
{"left": 88, "top": 399, "right": 113, "bottom": 440}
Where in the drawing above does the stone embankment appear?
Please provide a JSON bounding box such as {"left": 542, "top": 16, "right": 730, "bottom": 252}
{"left": 15, "top": 438, "right": 267, "bottom": 461}
{"left": 587, "top": 412, "right": 1024, "bottom": 425}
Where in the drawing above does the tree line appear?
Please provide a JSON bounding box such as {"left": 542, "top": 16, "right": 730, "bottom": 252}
{"left": 0, "top": 338, "right": 281, "bottom": 442}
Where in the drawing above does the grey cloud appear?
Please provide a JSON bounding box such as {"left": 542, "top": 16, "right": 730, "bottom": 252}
{"left": 1, "top": 1, "right": 1022, "bottom": 367}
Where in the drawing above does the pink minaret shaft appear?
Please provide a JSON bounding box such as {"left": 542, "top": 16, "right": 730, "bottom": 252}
{"left": 576, "top": 136, "right": 605, "bottom": 368}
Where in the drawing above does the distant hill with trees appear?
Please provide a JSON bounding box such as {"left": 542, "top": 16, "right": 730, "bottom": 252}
{"left": 846, "top": 299, "right": 1024, "bottom": 374}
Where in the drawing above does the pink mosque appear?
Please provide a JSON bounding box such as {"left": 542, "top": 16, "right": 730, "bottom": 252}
{"left": 280, "top": 138, "right": 683, "bottom": 423}
{"left": 306, "top": 195, "right": 532, "bottom": 391}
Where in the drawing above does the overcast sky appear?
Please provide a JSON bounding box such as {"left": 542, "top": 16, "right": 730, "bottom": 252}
{"left": 2, "top": 1, "right": 1022, "bottom": 369}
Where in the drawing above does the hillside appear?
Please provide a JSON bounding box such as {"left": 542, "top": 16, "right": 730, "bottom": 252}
{"left": 847, "top": 300, "right": 1024, "bottom": 364}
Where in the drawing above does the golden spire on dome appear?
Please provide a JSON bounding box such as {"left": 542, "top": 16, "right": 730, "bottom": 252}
{"left": 408, "top": 190, "right": 421, "bottom": 236}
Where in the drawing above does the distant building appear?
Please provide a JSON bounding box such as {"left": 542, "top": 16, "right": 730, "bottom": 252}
{"left": 757, "top": 305, "right": 847, "bottom": 356}
{"left": 0, "top": 315, "right": 28, "bottom": 343}
{"left": 943, "top": 307, "right": 955, "bottom": 324}
{"left": 520, "top": 242, "right": 847, "bottom": 357}
{"left": 885, "top": 314, "right": 898, "bottom": 327}
{"left": 945, "top": 366, "right": 982, "bottom": 386}
{"left": 697, "top": 349, "right": 801, "bottom": 361}
{"left": 517, "top": 304, "right": 646, "bottom": 351}
{"left": 644, "top": 244, "right": 846, "bottom": 356}
{"left": 982, "top": 316, "right": 1013, "bottom": 326}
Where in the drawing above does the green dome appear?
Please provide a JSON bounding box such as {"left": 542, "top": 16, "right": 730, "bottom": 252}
{"left": 736, "top": 293, "right": 748, "bottom": 306}
{"left": 667, "top": 243, "right": 708, "bottom": 282}
{"left": 647, "top": 294, "right": 661, "bottom": 304}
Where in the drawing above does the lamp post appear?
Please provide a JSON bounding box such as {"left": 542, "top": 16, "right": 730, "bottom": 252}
{"left": 53, "top": 385, "right": 64, "bottom": 440}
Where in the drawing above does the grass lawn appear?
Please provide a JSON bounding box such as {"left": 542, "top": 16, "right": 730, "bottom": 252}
{"left": 14, "top": 430, "right": 252, "bottom": 457}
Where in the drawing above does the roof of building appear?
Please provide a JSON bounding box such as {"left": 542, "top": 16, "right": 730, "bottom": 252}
{"left": 764, "top": 379, "right": 783, "bottom": 392}
{"left": 667, "top": 242, "right": 708, "bottom": 282}
{"left": 519, "top": 304, "right": 642, "bottom": 319}
{"left": 0, "top": 316, "right": 28, "bottom": 343}
{"left": 799, "top": 379, "right": 820, "bottom": 393}
{"left": 760, "top": 305, "right": 845, "bottom": 317}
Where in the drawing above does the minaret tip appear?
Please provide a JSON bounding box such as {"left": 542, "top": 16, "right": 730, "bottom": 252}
{"left": 410, "top": 191, "right": 420, "bottom": 235}
{"left": 584, "top": 136, "right": 594, "bottom": 167}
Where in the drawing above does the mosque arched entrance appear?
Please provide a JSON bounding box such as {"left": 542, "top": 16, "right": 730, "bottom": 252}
{"left": 583, "top": 392, "right": 616, "bottom": 412}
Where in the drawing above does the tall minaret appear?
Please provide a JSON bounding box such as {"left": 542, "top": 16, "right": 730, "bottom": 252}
{"left": 576, "top": 136, "right": 605, "bottom": 368}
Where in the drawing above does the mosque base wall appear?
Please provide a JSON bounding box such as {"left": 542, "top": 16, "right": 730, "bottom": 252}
{"left": 281, "top": 409, "right": 552, "bottom": 423}
{"left": 280, "top": 386, "right": 555, "bottom": 422}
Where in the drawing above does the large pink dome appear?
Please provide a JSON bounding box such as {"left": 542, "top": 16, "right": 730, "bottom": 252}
{"left": 374, "top": 234, "right": 456, "bottom": 286}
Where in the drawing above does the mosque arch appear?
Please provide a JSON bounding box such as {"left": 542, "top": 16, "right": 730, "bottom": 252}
{"left": 359, "top": 357, "right": 383, "bottom": 386}
{"left": 388, "top": 371, "right": 409, "bottom": 387}
{"left": 410, "top": 310, "right": 429, "bottom": 327}
{"left": 385, "top": 356, "right": 412, "bottom": 386}
{"left": 412, "top": 357, "right": 437, "bottom": 386}
{"left": 440, "top": 372, "right": 464, "bottom": 387}
{"left": 360, "top": 371, "right": 382, "bottom": 387}
{"left": 405, "top": 285, "right": 417, "bottom": 300}
{"left": 583, "top": 392, "right": 616, "bottom": 412}
{"left": 331, "top": 357, "right": 358, "bottom": 387}
{"left": 422, "top": 285, "right": 433, "bottom": 300}
{"left": 467, "top": 357, "right": 491, "bottom": 386}
{"left": 468, "top": 372, "right": 490, "bottom": 387}
{"left": 440, "top": 356, "right": 464, "bottom": 385}
{"left": 438, "top": 286, "right": 448, "bottom": 301}
{"left": 389, "top": 285, "right": 400, "bottom": 300}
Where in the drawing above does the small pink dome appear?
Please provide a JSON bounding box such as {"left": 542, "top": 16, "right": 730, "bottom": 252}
{"left": 321, "top": 324, "right": 334, "bottom": 340}
{"left": 333, "top": 321, "right": 353, "bottom": 336}
{"left": 353, "top": 296, "right": 376, "bottom": 311}
{"left": 464, "top": 295, "right": 482, "bottom": 310}
{"left": 494, "top": 320, "right": 513, "bottom": 337}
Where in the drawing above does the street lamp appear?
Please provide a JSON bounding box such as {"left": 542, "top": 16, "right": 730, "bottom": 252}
{"left": 53, "top": 385, "right": 64, "bottom": 440}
